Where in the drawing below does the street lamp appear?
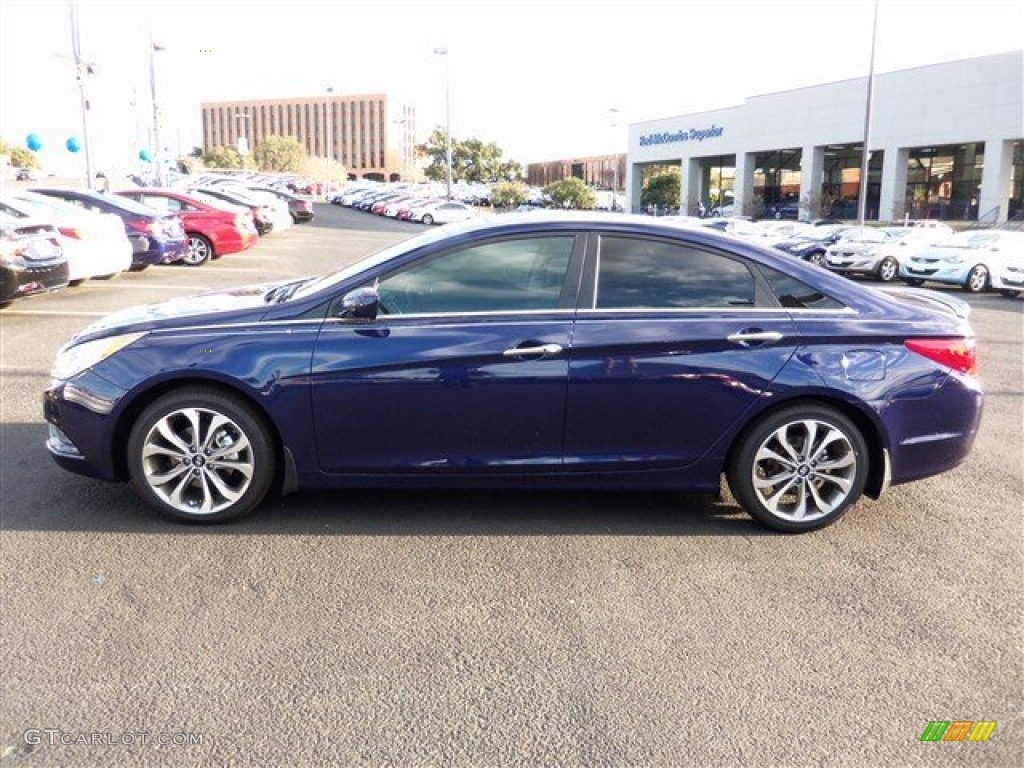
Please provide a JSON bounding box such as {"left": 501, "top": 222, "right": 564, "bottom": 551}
{"left": 857, "top": 0, "right": 880, "bottom": 225}
{"left": 235, "top": 112, "right": 250, "bottom": 170}
{"left": 325, "top": 87, "right": 334, "bottom": 198}
{"left": 69, "top": 3, "right": 95, "bottom": 187}
{"left": 149, "top": 35, "right": 166, "bottom": 185}
{"left": 608, "top": 107, "right": 623, "bottom": 209}
{"left": 433, "top": 46, "right": 452, "bottom": 200}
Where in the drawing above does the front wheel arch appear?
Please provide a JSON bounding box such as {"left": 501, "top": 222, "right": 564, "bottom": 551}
{"left": 111, "top": 377, "right": 285, "bottom": 491}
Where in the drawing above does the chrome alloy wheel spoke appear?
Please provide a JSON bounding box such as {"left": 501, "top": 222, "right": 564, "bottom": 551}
{"left": 752, "top": 419, "right": 856, "bottom": 523}
{"left": 142, "top": 407, "right": 255, "bottom": 515}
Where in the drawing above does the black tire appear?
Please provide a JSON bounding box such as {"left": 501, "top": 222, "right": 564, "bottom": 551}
{"left": 904, "top": 278, "right": 925, "bottom": 287}
{"left": 727, "top": 404, "right": 869, "bottom": 533}
{"left": 963, "top": 264, "right": 989, "bottom": 293}
{"left": 806, "top": 250, "right": 825, "bottom": 266}
{"left": 184, "top": 234, "right": 214, "bottom": 266}
{"left": 68, "top": 278, "right": 84, "bottom": 287}
{"left": 421, "top": 214, "right": 434, "bottom": 225}
{"left": 999, "top": 289, "right": 1021, "bottom": 298}
{"left": 126, "top": 388, "right": 275, "bottom": 524}
{"left": 93, "top": 272, "right": 120, "bottom": 281}
{"left": 876, "top": 257, "right": 898, "bottom": 283}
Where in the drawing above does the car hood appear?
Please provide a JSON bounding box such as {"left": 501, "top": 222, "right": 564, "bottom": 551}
{"left": 68, "top": 281, "right": 291, "bottom": 344}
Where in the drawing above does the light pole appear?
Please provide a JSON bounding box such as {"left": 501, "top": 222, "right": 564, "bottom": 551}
{"left": 857, "top": 0, "right": 880, "bottom": 225}
{"left": 69, "top": 2, "right": 94, "bottom": 187}
{"left": 325, "top": 87, "right": 334, "bottom": 198}
{"left": 608, "top": 107, "right": 622, "bottom": 210}
{"left": 235, "top": 112, "right": 250, "bottom": 170}
{"left": 149, "top": 34, "right": 165, "bottom": 185}
{"left": 433, "top": 47, "right": 452, "bottom": 200}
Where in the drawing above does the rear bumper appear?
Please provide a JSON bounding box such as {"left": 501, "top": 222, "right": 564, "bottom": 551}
{"left": 1, "top": 261, "right": 69, "bottom": 302}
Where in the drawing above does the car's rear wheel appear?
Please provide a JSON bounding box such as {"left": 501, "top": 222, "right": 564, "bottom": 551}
{"left": 127, "top": 388, "right": 274, "bottom": 523}
{"left": 727, "top": 405, "right": 868, "bottom": 532}
{"left": 904, "top": 278, "right": 925, "bottom": 287}
{"left": 876, "top": 257, "right": 898, "bottom": 282}
{"left": 421, "top": 214, "right": 434, "bottom": 225}
{"left": 964, "top": 264, "right": 989, "bottom": 293}
{"left": 184, "top": 234, "right": 213, "bottom": 266}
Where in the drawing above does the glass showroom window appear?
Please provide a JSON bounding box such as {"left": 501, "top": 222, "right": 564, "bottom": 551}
{"left": 905, "top": 143, "right": 985, "bottom": 221}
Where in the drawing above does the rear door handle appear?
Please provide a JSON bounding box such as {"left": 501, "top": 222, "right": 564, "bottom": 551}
{"left": 503, "top": 343, "right": 563, "bottom": 358}
{"left": 727, "top": 329, "right": 784, "bottom": 347}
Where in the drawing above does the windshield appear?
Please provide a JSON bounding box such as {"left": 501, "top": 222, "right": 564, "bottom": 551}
{"left": 840, "top": 228, "right": 887, "bottom": 243}
{"left": 799, "top": 225, "right": 847, "bottom": 241}
{"left": 941, "top": 231, "right": 1002, "bottom": 248}
{"left": 93, "top": 192, "right": 164, "bottom": 216}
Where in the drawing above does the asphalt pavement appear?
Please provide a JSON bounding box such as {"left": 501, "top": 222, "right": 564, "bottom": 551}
{"left": 1, "top": 204, "right": 1021, "bottom": 766}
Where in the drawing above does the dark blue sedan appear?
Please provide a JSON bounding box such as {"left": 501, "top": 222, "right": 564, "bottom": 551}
{"left": 43, "top": 214, "right": 983, "bottom": 532}
{"left": 32, "top": 188, "right": 186, "bottom": 270}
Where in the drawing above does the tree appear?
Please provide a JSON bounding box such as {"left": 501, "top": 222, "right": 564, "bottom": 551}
{"left": 203, "top": 145, "right": 242, "bottom": 169}
{"left": 544, "top": 177, "right": 596, "bottom": 210}
{"left": 10, "top": 147, "right": 39, "bottom": 169}
{"left": 641, "top": 169, "right": 681, "bottom": 210}
{"left": 492, "top": 181, "right": 529, "bottom": 208}
{"left": 254, "top": 135, "right": 307, "bottom": 173}
{"left": 417, "top": 128, "right": 522, "bottom": 183}
{"left": 0, "top": 137, "right": 10, "bottom": 156}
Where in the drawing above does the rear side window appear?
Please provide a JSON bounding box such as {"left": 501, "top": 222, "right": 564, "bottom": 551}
{"left": 758, "top": 266, "right": 845, "bottom": 310}
{"left": 596, "top": 236, "right": 755, "bottom": 309}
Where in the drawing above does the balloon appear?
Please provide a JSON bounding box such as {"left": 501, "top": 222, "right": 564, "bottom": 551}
{"left": 66, "top": 137, "right": 81, "bottom": 153}
{"left": 138, "top": 149, "right": 151, "bottom": 162}
{"left": 26, "top": 133, "right": 42, "bottom": 152}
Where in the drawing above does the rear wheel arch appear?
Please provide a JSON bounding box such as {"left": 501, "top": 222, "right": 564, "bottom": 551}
{"left": 725, "top": 395, "right": 888, "bottom": 499}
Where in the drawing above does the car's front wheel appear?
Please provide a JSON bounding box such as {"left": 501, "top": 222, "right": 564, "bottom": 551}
{"left": 806, "top": 251, "right": 825, "bottom": 266}
{"left": 127, "top": 388, "right": 275, "bottom": 523}
{"left": 904, "top": 278, "right": 925, "bottom": 287}
{"left": 964, "top": 264, "right": 989, "bottom": 293}
{"left": 727, "top": 405, "right": 869, "bottom": 533}
{"left": 999, "top": 289, "right": 1021, "bottom": 298}
{"left": 421, "top": 214, "right": 434, "bottom": 225}
{"left": 876, "top": 257, "right": 898, "bottom": 282}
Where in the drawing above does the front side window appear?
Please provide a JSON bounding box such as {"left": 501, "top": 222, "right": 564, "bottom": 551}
{"left": 374, "top": 236, "right": 575, "bottom": 315}
{"left": 596, "top": 236, "right": 755, "bottom": 309}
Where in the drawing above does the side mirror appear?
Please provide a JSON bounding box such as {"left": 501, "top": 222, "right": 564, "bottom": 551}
{"left": 338, "top": 286, "right": 380, "bottom": 320}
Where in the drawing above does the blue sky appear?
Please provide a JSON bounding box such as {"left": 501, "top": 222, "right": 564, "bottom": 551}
{"left": 2, "top": 0, "right": 1021, "bottom": 176}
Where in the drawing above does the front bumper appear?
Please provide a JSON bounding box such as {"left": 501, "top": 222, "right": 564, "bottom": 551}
{"left": 901, "top": 262, "right": 969, "bottom": 285}
{"left": 44, "top": 373, "right": 129, "bottom": 481}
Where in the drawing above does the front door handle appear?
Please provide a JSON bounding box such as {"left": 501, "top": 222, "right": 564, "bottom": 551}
{"left": 727, "top": 329, "right": 784, "bottom": 347}
{"left": 503, "top": 343, "right": 563, "bottom": 358}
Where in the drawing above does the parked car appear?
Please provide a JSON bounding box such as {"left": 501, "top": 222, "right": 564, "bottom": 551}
{"left": 228, "top": 185, "right": 314, "bottom": 224}
{"left": 15, "top": 168, "right": 38, "bottom": 182}
{"left": 0, "top": 211, "right": 68, "bottom": 304}
{"left": 116, "top": 189, "right": 258, "bottom": 266}
{"left": 825, "top": 226, "right": 952, "bottom": 282}
{"left": 774, "top": 224, "right": 855, "bottom": 265}
{"left": 44, "top": 213, "right": 983, "bottom": 533}
{"left": 770, "top": 197, "right": 801, "bottom": 220}
{"left": 902, "top": 230, "right": 1024, "bottom": 293}
{"left": 411, "top": 201, "right": 475, "bottom": 225}
{"left": 212, "top": 185, "right": 292, "bottom": 233}
{"left": 191, "top": 187, "right": 274, "bottom": 237}
{"left": 1, "top": 191, "right": 132, "bottom": 282}
{"left": 32, "top": 189, "right": 186, "bottom": 270}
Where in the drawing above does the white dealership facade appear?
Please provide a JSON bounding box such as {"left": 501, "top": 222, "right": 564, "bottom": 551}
{"left": 626, "top": 51, "right": 1023, "bottom": 223}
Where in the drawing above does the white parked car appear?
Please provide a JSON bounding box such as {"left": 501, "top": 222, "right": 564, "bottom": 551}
{"left": 0, "top": 191, "right": 132, "bottom": 282}
{"left": 752, "top": 221, "right": 813, "bottom": 246}
{"left": 218, "top": 185, "right": 292, "bottom": 233}
{"left": 412, "top": 201, "right": 475, "bottom": 225}
{"left": 901, "top": 230, "right": 1024, "bottom": 293}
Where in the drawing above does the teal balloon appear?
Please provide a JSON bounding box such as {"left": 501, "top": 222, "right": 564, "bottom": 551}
{"left": 26, "top": 133, "right": 42, "bottom": 152}
{"left": 66, "top": 137, "right": 82, "bottom": 153}
{"left": 139, "top": 149, "right": 152, "bottom": 162}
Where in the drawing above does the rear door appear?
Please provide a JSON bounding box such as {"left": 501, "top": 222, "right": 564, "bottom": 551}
{"left": 564, "top": 232, "right": 799, "bottom": 469}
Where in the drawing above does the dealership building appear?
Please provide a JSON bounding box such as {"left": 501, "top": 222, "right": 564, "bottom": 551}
{"left": 626, "top": 51, "right": 1023, "bottom": 223}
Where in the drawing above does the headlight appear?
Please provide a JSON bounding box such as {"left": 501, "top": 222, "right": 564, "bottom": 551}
{"left": 52, "top": 332, "right": 147, "bottom": 381}
{"left": 947, "top": 255, "right": 964, "bottom": 264}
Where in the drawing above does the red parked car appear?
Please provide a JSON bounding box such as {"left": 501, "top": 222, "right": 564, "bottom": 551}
{"left": 116, "top": 189, "right": 258, "bottom": 266}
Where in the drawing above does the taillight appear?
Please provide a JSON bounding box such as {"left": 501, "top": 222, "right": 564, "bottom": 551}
{"left": 127, "top": 218, "right": 154, "bottom": 234}
{"left": 905, "top": 337, "right": 977, "bottom": 376}
{"left": 58, "top": 227, "right": 84, "bottom": 239}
